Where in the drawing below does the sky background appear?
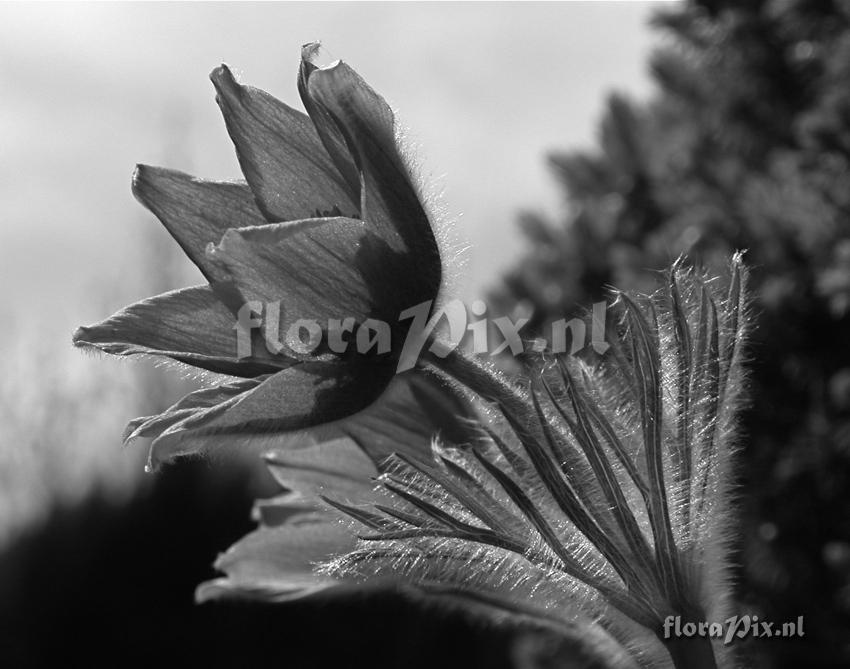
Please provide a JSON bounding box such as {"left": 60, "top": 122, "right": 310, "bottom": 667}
{"left": 0, "top": 1, "right": 663, "bottom": 536}
{"left": 1, "top": 1, "right": 662, "bottom": 326}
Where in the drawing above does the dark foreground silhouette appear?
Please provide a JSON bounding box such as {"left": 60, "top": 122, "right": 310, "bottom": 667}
{"left": 0, "top": 461, "right": 517, "bottom": 668}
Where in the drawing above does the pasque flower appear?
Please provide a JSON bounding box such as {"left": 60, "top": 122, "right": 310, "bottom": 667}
{"left": 198, "top": 256, "right": 747, "bottom": 667}
{"left": 76, "top": 46, "right": 750, "bottom": 669}
{"left": 74, "top": 44, "right": 446, "bottom": 468}
{"left": 200, "top": 256, "right": 749, "bottom": 669}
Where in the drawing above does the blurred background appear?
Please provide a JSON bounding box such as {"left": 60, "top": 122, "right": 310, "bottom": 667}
{"left": 1, "top": 1, "right": 847, "bottom": 667}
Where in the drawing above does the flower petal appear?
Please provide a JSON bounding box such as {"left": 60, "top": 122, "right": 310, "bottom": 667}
{"left": 297, "top": 43, "right": 361, "bottom": 200}
{"left": 72, "top": 286, "right": 285, "bottom": 377}
{"left": 123, "top": 376, "right": 268, "bottom": 444}
{"left": 210, "top": 64, "right": 358, "bottom": 222}
{"left": 208, "top": 216, "right": 368, "bottom": 315}
{"left": 252, "top": 490, "right": 319, "bottom": 527}
{"left": 196, "top": 518, "right": 354, "bottom": 603}
{"left": 148, "top": 359, "right": 397, "bottom": 466}
{"left": 263, "top": 437, "right": 379, "bottom": 503}
{"left": 303, "top": 56, "right": 441, "bottom": 307}
{"left": 205, "top": 216, "right": 419, "bottom": 355}
{"left": 331, "top": 373, "right": 480, "bottom": 463}
{"left": 131, "top": 165, "right": 267, "bottom": 285}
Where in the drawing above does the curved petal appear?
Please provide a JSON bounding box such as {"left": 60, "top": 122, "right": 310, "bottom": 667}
{"left": 196, "top": 518, "right": 355, "bottom": 603}
{"left": 327, "top": 372, "right": 481, "bottom": 464}
{"left": 210, "top": 64, "right": 358, "bottom": 222}
{"left": 131, "top": 165, "right": 267, "bottom": 285}
{"left": 206, "top": 216, "right": 420, "bottom": 355}
{"left": 148, "top": 358, "right": 397, "bottom": 466}
{"left": 303, "top": 55, "right": 441, "bottom": 308}
{"left": 208, "top": 216, "right": 370, "bottom": 317}
{"left": 253, "top": 490, "right": 320, "bottom": 527}
{"left": 142, "top": 368, "right": 476, "bottom": 475}
{"left": 123, "top": 375, "right": 268, "bottom": 444}
{"left": 72, "top": 286, "right": 285, "bottom": 377}
{"left": 298, "top": 43, "right": 361, "bottom": 200}
{"left": 263, "top": 437, "right": 380, "bottom": 503}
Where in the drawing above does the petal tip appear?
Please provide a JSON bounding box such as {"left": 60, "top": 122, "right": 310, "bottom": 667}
{"left": 131, "top": 163, "right": 172, "bottom": 207}
{"left": 300, "top": 42, "right": 342, "bottom": 72}
{"left": 210, "top": 64, "right": 240, "bottom": 101}
{"left": 195, "top": 579, "right": 227, "bottom": 604}
{"left": 122, "top": 420, "right": 142, "bottom": 444}
{"left": 301, "top": 41, "right": 321, "bottom": 62}
{"left": 210, "top": 63, "right": 234, "bottom": 83}
{"left": 72, "top": 325, "right": 90, "bottom": 347}
{"left": 132, "top": 162, "right": 154, "bottom": 181}
{"left": 131, "top": 163, "right": 150, "bottom": 197}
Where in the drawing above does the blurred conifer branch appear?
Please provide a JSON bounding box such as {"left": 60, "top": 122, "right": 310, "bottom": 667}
{"left": 490, "top": 2, "right": 850, "bottom": 666}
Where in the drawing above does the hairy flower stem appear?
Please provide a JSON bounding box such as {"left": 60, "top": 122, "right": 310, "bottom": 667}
{"left": 422, "top": 347, "right": 529, "bottom": 419}
{"left": 663, "top": 625, "right": 718, "bottom": 669}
